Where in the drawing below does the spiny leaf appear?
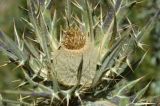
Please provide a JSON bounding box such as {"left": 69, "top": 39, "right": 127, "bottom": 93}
{"left": 132, "top": 82, "right": 151, "bottom": 103}
{"left": 37, "top": 11, "right": 51, "bottom": 61}
{"left": 109, "top": 16, "right": 117, "bottom": 48}
{"left": 14, "top": 21, "right": 21, "bottom": 49}
{"left": 137, "top": 10, "right": 160, "bottom": 41}
{"left": 28, "top": 0, "right": 52, "bottom": 62}
{"left": 102, "top": 0, "right": 115, "bottom": 30}
{"left": 135, "top": 50, "right": 148, "bottom": 70}
{"left": 77, "top": 56, "right": 83, "bottom": 85}
{"left": 126, "top": 58, "right": 133, "bottom": 71}
{"left": 84, "top": 0, "right": 94, "bottom": 42}
{"left": 0, "top": 99, "right": 30, "bottom": 106}
{"left": 44, "top": 0, "right": 52, "bottom": 9}
{"left": 72, "top": 0, "right": 83, "bottom": 11}
{"left": 48, "top": 64, "right": 60, "bottom": 93}
{"left": 49, "top": 10, "right": 58, "bottom": 49}
{"left": 0, "top": 90, "right": 52, "bottom": 98}
{"left": 66, "top": 0, "right": 71, "bottom": 25}
{"left": 117, "top": 77, "right": 143, "bottom": 96}
{"left": 0, "top": 31, "right": 27, "bottom": 63}
{"left": 110, "top": 58, "right": 141, "bottom": 87}
{"left": 101, "top": 35, "right": 128, "bottom": 71}
{"left": 92, "top": 35, "right": 129, "bottom": 87}
{"left": 21, "top": 17, "right": 34, "bottom": 29}
{"left": 115, "top": 0, "right": 123, "bottom": 12}
{"left": 24, "top": 40, "right": 39, "bottom": 58}
{"left": 99, "top": 0, "right": 115, "bottom": 52}
{"left": 0, "top": 47, "right": 18, "bottom": 61}
{"left": 22, "top": 68, "right": 53, "bottom": 93}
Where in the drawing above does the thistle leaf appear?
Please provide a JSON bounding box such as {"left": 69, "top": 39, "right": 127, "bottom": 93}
{"left": 49, "top": 10, "right": 58, "bottom": 49}
{"left": 92, "top": 35, "right": 129, "bottom": 87}
{"left": 24, "top": 40, "right": 39, "bottom": 58}
{"left": 14, "top": 21, "right": 21, "bottom": 49}
{"left": 27, "top": 0, "right": 51, "bottom": 61}
{"left": 117, "top": 77, "right": 143, "bottom": 96}
{"left": 71, "top": 1, "right": 83, "bottom": 11}
{"left": 137, "top": 10, "right": 160, "bottom": 41}
{"left": 109, "top": 16, "right": 117, "bottom": 48}
{"left": 132, "top": 82, "right": 151, "bottom": 103}
{"left": 0, "top": 31, "right": 27, "bottom": 63}
{"left": 102, "top": 0, "right": 115, "bottom": 30}
{"left": 66, "top": 0, "right": 71, "bottom": 25}
{"left": 77, "top": 56, "right": 83, "bottom": 85}
{"left": 115, "top": 0, "right": 123, "bottom": 12}
{"left": 84, "top": 0, "right": 94, "bottom": 42}
{"left": 0, "top": 99, "right": 30, "bottom": 106}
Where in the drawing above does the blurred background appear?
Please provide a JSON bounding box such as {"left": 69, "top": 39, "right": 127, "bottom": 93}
{"left": 0, "top": 0, "right": 160, "bottom": 101}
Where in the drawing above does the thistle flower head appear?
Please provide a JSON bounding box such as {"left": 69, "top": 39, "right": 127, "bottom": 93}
{"left": 62, "top": 27, "right": 86, "bottom": 50}
{"left": 51, "top": 26, "right": 98, "bottom": 86}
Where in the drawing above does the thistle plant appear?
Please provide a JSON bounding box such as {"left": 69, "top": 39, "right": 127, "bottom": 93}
{"left": 0, "top": 0, "right": 152, "bottom": 106}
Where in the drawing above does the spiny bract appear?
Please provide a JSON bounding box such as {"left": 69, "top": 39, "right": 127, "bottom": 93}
{"left": 0, "top": 0, "right": 149, "bottom": 106}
